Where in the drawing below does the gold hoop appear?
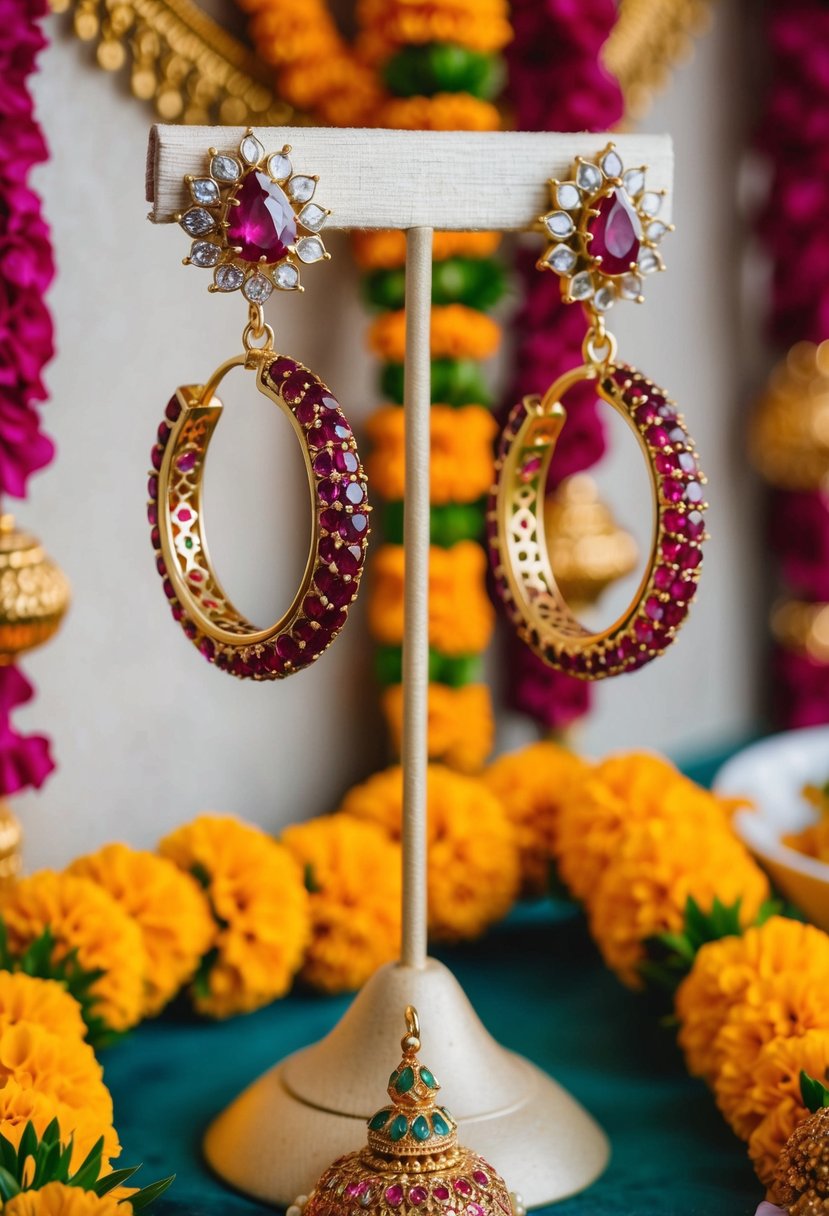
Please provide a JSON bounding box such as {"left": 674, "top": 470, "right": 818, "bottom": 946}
{"left": 489, "top": 362, "right": 707, "bottom": 679}
{"left": 148, "top": 352, "right": 369, "bottom": 679}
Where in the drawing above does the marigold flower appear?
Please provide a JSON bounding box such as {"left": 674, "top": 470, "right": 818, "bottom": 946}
{"left": 0, "top": 872, "right": 145, "bottom": 1034}
{"left": 158, "top": 814, "right": 310, "bottom": 1018}
{"left": 339, "top": 765, "right": 519, "bottom": 941}
{"left": 0, "top": 972, "right": 86, "bottom": 1042}
{"left": 382, "top": 683, "right": 493, "bottom": 774}
{"left": 676, "top": 918, "right": 829, "bottom": 1079}
{"left": 68, "top": 843, "right": 215, "bottom": 1018}
{"left": 0, "top": 1022, "right": 119, "bottom": 1169}
{"left": 586, "top": 817, "right": 769, "bottom": 988}
{"left": 351, "top": 231, "right": 501, "bottom": 272}
{"left": 376, "top": 94, "right": 501, "bottom": 132}
{"left": 483, "top": 743, "right": 591, "bottom": 897}
{"left": 740, "top": 1030, "right": 829, "bottom": 1181}
{"left": 366, "top": 406, "right": 496, "bottom": 505}
{"left": 369, "top": 542, "right": 494, "bottom": 654}
{"left": 282, "top": 816, "right": 401, "bottom": 993}
{"left": 555, "top": 752, "right": 735, "bottom": 903}
{"left": 714, "top": 971, "right": 829, "bottom": 1139}
{"left": 368, "top": 305, "right": 501, "bottom": 363}
{"left": 4, "top": 1181, "right": 126, "bottom": 1216}
{"left": 749, "top": 1098, "right": 810, "bottom": 1189}
{"left": 357, "top": 0, "right": 512, "bottom": 57}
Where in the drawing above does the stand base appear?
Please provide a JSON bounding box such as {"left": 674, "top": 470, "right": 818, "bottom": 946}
{"left": 204, "top": 959, "right": 609, "bottom": 1208}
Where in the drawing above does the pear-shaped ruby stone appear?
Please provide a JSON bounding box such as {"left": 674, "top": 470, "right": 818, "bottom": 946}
{"left": 588, "top": 188, "right": 641, "bottom": 275}
{"left": 227, "top": 171, "right": 297, "bottom": 262}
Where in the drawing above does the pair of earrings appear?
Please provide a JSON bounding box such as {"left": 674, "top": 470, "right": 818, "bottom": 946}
{"left": 148, "top": 131, "right": 705, "bottom": 682}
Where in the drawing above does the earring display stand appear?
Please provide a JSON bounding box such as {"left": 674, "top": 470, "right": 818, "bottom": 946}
{"left": 146, "top": 126, "right": 673, "bottom": 1208}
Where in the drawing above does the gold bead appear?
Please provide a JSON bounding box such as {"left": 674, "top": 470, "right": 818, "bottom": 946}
{"left": 0, "top": 516, "right": 70, "bottom": 662}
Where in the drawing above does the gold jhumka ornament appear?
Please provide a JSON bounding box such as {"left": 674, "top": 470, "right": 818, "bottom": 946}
{"left": 298, "top": 1008, "right": 521, "bottom": 1216}
{"left": 0, "top": 516, "right": 70, "bottom": 662}
{"left": 749, "top": 340, "right": 829, "bottom": 492}
{"left": 544, "top": 474, "right": 638, "bottom": 609}
{"left": 0, "top": 514, "right": 70, "bottom": 885}
{"left": 773, "top": 1105, "right": 829, "bottom": 1215}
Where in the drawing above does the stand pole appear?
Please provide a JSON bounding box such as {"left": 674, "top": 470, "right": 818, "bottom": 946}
{"left": 401, "top": 227, "right": 433, "bottom": 970}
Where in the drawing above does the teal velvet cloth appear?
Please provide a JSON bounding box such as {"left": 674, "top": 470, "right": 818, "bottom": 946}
{"left": 104, "top": 746, "right": 761, "bottom": 1215}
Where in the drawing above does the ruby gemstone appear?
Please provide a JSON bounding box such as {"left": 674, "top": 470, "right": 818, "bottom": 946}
{"left": 165, "top": 396, "right": 181, "bottom": 422}
{"left": 226, "top": 171, "right": 297, "bottom": 262}
{"left": 588, "top": 189, "right": 642, "bottom": 275}
{"left": 314, "top": 414, "right": 352, "bottom": 445}
{"left": 268, "top": 357, "right": 297, "bottom": 383}
{"left": 315, "top": 568, "right": 353, "bottom": 608}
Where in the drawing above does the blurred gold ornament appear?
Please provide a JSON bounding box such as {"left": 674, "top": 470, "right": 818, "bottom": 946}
{"left": 300, "top": 1007, "right": 521, "bottom": 1216}
{"left": 750, "top": 341, "right": 829, "bottom": 492}
{"left": 49, "top": 0, "right": 296, "bottom": 126}
{"left": 543, "top": 474, "right": 638, "bottom": 609}
{"left": 771, "top": 599, "right": 829, "bottom": 664}
{"left": 772, "top": 1104, "right": 829, "bottom": 1213}
{"left": 0, "top": 802, "right": 22, "bottom": 886}
{"left": 604, "top": 0, "right": 715, "bottom": 119}
{"left": 0, "top": 516, "right": 70, "bottom": 663}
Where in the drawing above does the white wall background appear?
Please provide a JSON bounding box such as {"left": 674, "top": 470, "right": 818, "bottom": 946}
{"left": 19, "top": 0, "right": 763, "bottom": 868}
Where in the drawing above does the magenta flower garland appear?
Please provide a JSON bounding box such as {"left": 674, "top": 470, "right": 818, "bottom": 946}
{"left": 758, "top": 0, "right": 829, "bottom": 727}
{"left": 0, "top": 0, "right": 56, "bottom": 791}
{"left": 501, "top": 0, "right": 623, "bottom": 732}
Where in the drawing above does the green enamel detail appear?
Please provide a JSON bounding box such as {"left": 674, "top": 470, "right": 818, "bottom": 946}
{"left": 412, "top": 1116, "right": 431, "bottom": 1142}
{"left": 368, "top": 1109, "right": 390, "bottom": 1131}
{"left": 431, "top": 1112, "right": 450, "bottom": 1137}
{"left": 389, "top": 1115, "right": 409, "bottom": 1142}
{"left": 420, "top": 1067, "right": 437, "bottom": 1089}
{"left": 388, "top": 1070, "right": 399, "bottom": 1088}
{"left": 395, "top": 1066, "right": 415, "bottom": 1094}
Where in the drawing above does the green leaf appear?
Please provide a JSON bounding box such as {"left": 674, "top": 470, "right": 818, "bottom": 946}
{"left": 191, "top": 947, "right": 219, "bottom": 1001}
{"left": 801, "top": 1070, "right": 829, "bottom": 1113}
{"left": 0, "top": 1166, "right": 21, "bottom": 1201}
{"left": 17, "top": 1122, "right": 39, "bottom": 1179}
{"left": 70, "top": 1137, "right": 105, "bottom": 1192}
{"left": 128, "top": 1175, "right": 175, "bottom": 1210}
{"left": 94, "top": 1166, "right": 141, "bottom": 1196}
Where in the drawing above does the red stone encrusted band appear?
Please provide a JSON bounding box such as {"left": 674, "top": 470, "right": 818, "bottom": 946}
{"left": 488, "top": 362, "right": 707, "bottom": 680}
{"left": 148, "top": 354, "right": 369, "bottom": 680}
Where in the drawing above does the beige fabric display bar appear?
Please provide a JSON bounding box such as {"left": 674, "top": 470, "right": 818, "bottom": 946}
{"left": 147, "top": 124, "right": 673, "bottom": 1209}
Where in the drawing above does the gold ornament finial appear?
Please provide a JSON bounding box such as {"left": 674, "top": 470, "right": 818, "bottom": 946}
{"left": 749, "top": 340, "right": 829, "bottom": 492}
{"left": 301, "top": 1008, "right": 519, "bottom": 1216}
{"left": 0, "top": 515, "right": 70, "bottom": 663}
{"left": 544, "top": 475, "right": 638, "bottom": 609}
{"left": 772, "top": 1104, "right": 829, "bottom": 1214}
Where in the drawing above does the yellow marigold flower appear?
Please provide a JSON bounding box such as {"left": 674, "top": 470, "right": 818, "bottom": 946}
{"left": 714, "top": 970, "right": 829, "bottom": 1139}
{"left": 4, "top": 1181, "right": 127, "bottom": 1216}
{"left": 738, "top": 1030, "right": 829, "bottom": 1180}
{"left": 0, "top": 972, "right": 85, "bottom": 1042}
{"left": 369, "top": 542, "right": 494, "bottom": 654}
{"left": 158, "top": 814, "right": 310, "bottom": 1018}
{"left": 0, "top": 1022, "right": 119, "bottom": 1169}
{"left": 351, "top": 231, "right": 501, "bottom": 272}
{"left": 282, "top": 817, "right": 401, "bottom": 993}
{"left": 68, "top": 844, "right": 215, "bottom": 1018}
{"left": 676, "top": 918, "right": 829, "bottom": 1079}
{"left": 366, "top": 406, "right": 496, "bottom": 505}
{"left": 555, "top": 752, "right": 734, "bottom": 903}
{"left": 339, "top": 765, "right": 519, "bottom": 941}
{"left": 586, "top": 817, "right": 769, "bottom": 988}
{"left": 382, "top": 683, "right": 493, "bottom": 774}
{"left": 483, "top": 743, "right": 591, "bottom": 897}
{"left": 0, "top": 872, "right": 145, "bottom": 1034}
{"left": 368, "top": 305, "right": 501, "bottom": 363}
{"left": 376, "top": 94, "right": 501, "bottom": 132}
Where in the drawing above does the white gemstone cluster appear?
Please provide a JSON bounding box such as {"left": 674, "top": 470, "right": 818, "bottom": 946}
{"left": 177, "top": 129, "right": 332, "bottom": 300}
{"left": 538, "top": 142, "right": 671, "bottom": 313}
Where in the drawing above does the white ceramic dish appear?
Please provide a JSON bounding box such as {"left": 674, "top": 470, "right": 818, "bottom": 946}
{"left": 715, "top": 726, "right": 829, "bottom": 930}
